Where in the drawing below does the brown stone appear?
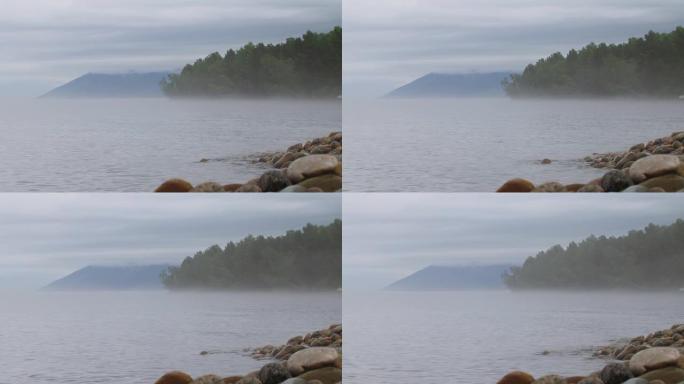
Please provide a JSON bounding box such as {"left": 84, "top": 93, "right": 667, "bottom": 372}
{"left": 296, "top": 367, "right": 341, "bottom": 384}
{"left": 497, "top": 178, "right": 535, "bottom": 193}
{"left": 155, "top": 371, "right": 193, "bottom": 384}
{"left": 497, "top": 371, "right": 535, "bottom": 384}
{"left": 155, "top": 179, "right": 193, "bottom": 193}
{"left": 223, "top": 184, "right": 242, "bottom": 192}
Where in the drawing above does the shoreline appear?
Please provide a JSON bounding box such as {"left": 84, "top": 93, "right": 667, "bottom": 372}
{"left": 154, "top": 132, "right": 342, "bottom": 193}
{"left": 498, "top": 324, "right": 684, "bottom": 384}
{"left": 497, "top": 131, "right": 684, "bottom": 193}
{"left": 154, "top": 324, "right": 342, "bottom": 384}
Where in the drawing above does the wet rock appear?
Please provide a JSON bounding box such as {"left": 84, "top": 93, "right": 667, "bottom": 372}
{"left": 497, "top": 371, "right": 535, "bottom": 384}
{"left": 279, "top": 185, "right": 308, "bottom": 193}
{"left": 533, "top": 182, "right": 567, "bottom": 192}
{"left": 497, "top": 178, "right": 535, "bottom": 193}
{"left": 629, "top": 347, "right": 681, "bottom": 375}
{"left": 287, "top": 347, "right": 340, "bottom": 376}
{"left": 577, "top": 184, "right": 604, "bottom": 192}
{"left": 628, "top": 155, "right": 681, "bottom": 183}
{"left": 191, "top": 182, "right": 225, "bottom": 192}
{"left": 637, "top": 367, "right": 684, "bottom": 384}
{"left": 155, "top": 371, "right": 193, "bottom": 384}
{"left": 297, "top": 174, "right": 342, "bottom": 192}
{"left": 532, "top": 375, "right": 567, "bottom": 384}
{"left": 155, "top": 179, "right": 193, "bottom": 193}
{"left": 622, "top": 185, "right": 650, "bottom": 193}
{"left": 638, "top": 174, "right": 684, "bottom": 192}
{"left": 542, "top": 158, "right": 552, "bottom": 164}
{"left": 258, "top": 363, "right": 291, "bottom": 384}
{"left": 190, "top": 375, "right": 224, "bottom": 384}
{"left": 287, "top": 155, "right": 339, "bottom": 183}
{"left": 600, "top": 363, "right": 633, "bottom": 384}
{"left": 236, "top": 183, "right": 262, "bottom": 193}
{"left": 258, "top": 170, "right": 291, "bottom": 192}
{"left": 296, "top": 367, "right": 341, "bottom": 384}
{"left": 601, "top": 170, "right": 633, "bottom": 192}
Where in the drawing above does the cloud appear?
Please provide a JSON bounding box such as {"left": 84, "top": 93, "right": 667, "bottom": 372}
{"left": 343, "top": 0, "right": 684, "bottom": 97}
{"left": 0, "top": 194, "right": 341, "bottom": 289}
{"left": 0, "top": 0, "right": 341, "bottom": 96}
{"left": 343, "top": 194, "right": 684, "bottom": 290}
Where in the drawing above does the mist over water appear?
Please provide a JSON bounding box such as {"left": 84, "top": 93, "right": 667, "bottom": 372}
{"left": 344, "top": 98, "right": 684, "bottom": 191}
{"left": 0, "top": 290, "right": 340, "bottom": 384}
{"left": 344, "top": 290, "right": 684, "bottom": 384}
{"left": 0, "top": 98, "right": 340, "bottom": 191}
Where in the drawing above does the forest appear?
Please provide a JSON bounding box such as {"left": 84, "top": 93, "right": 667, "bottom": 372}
{"left": 503, "top": 219, "right": 684, "bottom": 290}
{"left": 161, "top": 27, "right": 341, "bottom": 98}
{"left": 503, "top": 27, "right": 684, "bottom": 97}
{"left": 160, "top": 220, "right": 341, "bottom": 290}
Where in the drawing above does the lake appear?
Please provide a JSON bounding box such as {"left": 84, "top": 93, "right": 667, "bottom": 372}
{"left": 343, "top": 290, "right": 684, "bottom": 384}
{"left": 344, "top": 98, "right": 684, "bottom": 191}
{"left": 0, "top": 98, "right": 340, "bottom": 191}
{"left": 0, "top": 291, "right": 341, "bottom": 383}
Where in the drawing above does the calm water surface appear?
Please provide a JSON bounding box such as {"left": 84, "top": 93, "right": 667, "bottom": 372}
{"left": 0, "top": 291, "right": 340, "bottom": 384}
{"left": 344, "top": 290, "right": 684, "bottom": 384}
{"left": 344, "top": 98, "right": 684, "bottom": 191}
{"left": 0, "top": 98, "right": 340, "bottom": 191}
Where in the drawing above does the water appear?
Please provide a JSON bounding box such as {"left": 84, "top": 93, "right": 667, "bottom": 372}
{"left": 344, "top": 98, "right": 684, "bottom": 191}
{"left": 344, "top": 290, "right": 684, "bottom": 384}
{"left": 0, "top": 291, "right": 341, "bottom": 384}
{"left": 0, "top": 98, "right": 340, "bottom": 192}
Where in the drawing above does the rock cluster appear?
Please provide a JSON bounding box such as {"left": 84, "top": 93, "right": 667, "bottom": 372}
{"left": 497, "top": 154, "right": 684, "bottom": 193}
{"left": 585, "top": 132, "right": 684, "bottom": 170}
{"left": 250, "top": 324, "right": 342, "bottom": 361}
{"left": 595, "top": 324, "right": 684, "bottom": 361}
{"left": 154, "top": 324, "right": 342, "bottom": 384}
{"left": 155, "top": 132, "right": 342, "bottom": 193}
{"left": 498, "top": 325, "right": 684, "bottom": 384}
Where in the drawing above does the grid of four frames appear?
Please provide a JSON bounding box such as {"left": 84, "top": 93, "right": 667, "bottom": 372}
{"left": 1, "top": 1, "right": 684, "bottom": 384}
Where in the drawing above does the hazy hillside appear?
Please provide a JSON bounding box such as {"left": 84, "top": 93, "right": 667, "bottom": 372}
{"left": 386, "top": 265, "right": 514, "bottom": 291}
{"left": 42, "top": 72, "right": 170, "bottom": 98}
{"left": 504, "top": 219, "right": 684, "bottom": 290}
{"left": 43, "top": 265, "right": 170, "bottom": 291}
{"left": 161, "top": 220, "right": 342, "bottom": 290}
{"left": 385, "top": 72, "right": 513, "bottom": 98}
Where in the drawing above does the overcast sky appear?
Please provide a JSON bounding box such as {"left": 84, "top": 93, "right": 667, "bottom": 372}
{"left": 0, "top": 0, "right": 340, "bottom": 97}
{"left": 0, "top": 194, "right": 340, "bottom": 290}
{"left": 343, "top": 194, "right": 684, "bottom": 290}
{"left": 344, "top": 0, "right": 684, "bottom": 97}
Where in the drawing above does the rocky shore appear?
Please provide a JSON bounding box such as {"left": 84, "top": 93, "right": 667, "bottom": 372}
{"left": 154, "top": 132, "right": 342, "bottom": 193}
{"left": 497, "top": 324, "right": 684, "bottom": 384}
{"left": 154, "top": 324, "right": 342, "bottom": 384}
{"left": 497, "top": 132, "right": 684, "bottom": 193}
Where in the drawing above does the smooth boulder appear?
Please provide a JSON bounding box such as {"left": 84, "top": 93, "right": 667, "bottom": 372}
{"left": 258, "top": 363, "right": 291, "bottom": 384}
{"left": 600, "top": 363, "right": 633, "bottom": 384}
{"left": 155, "top": 179, "right": 193, "bottom": 193}
{"left": 497, "top": 371, "right": 535, "bottom": 384}
{"left": 155, "top": 371, "right": 193, "bottom": 384}
{"left": 296, "top": 367, "right": 341, "bottom": 384}
{"left": 638, "top": 174, "right": 684, "bottom": 192}
{"left": 497, "top": 179, "right": 535, "bottom": 193}
{"left": 287, "top": 347, "right": 339, "bottom": 376}
{"left": 628, "top": 155, "right": 681, "bottom": 183}
{"left": 629, "top": 347, "right": 681, "bottom": 375}
{"left": 286, "top": 155, "right": 339, "bottom": 183}
{"left": 638, "top": 367, "right": 684, "bottom": 384}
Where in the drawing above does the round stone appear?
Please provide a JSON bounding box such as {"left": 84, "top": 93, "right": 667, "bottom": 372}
{"left": 258, "top": 363, "right": 291, "bottom": 384}
{"left": 497, "top": 371, "right": 535, "bottom": 384}
{"left": 258, "top": 170, "right": 291, "bottom": 192}
{"left": 629, "top": 347, "right": 681, "bottom": 375}
{"left": 497, "top": 178, "right": 535, "bottom": 193}
{"left": 600, "top": 363, "right": 633, "bottom": 384}
{"left": 637, "top": 367, "right": 684, "bottom": 384}
{"left": 286, "top": 155, "right": 339, "bottom": 183}
{"left": 287, "top": 347, "right": 339, "bottom": 376}
{"left": 601, "top": 170, "right": 633, "bottom": 192}
{"left": 296, "top": 367, "right": 341, "bottom": 384}
{"left": 155, "top": 179, "right": 193, "bottom": 193}
{"left": 296, "top": 174, "right": 342, "bottom": 192}
{"left": 638, "top": 174, "right": 684, "bottom": 192}
{"left": 155, "top": 371, "right": 193, "bottom": 384}
{"left": 629, "top": 155, "right": 681, "bottom": 183}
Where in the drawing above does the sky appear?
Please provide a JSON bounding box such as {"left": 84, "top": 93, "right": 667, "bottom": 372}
{"left": 344, "top": 0, "right": 684, "bottom": 97}
{"left": 0, "top": 194, "right": 341, "bottom": 290}
{"left": 0, "top": 0, "right": 341, "bottom": 97}
{"left": 343, "top": 194, "right": 684, "bottom": 290}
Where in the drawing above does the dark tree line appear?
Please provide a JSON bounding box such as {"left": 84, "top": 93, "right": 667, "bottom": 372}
{"left": 161, "top": 27, "right": 342, "bottom": 98}
{"left": 504, "top": 219, "right": 684, "bottom": 290}
{"left": 503, "top": 27, "right": 684, "bottom": 98}
{"left": 161, "top": 220, "right": 341, "bottom": 290}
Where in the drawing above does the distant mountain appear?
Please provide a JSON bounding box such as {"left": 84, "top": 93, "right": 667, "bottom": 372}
{"left": 386, "top": 265, "right": 514, "bottom": 291}
{"left": 43, "top": 265, "right": 170, "bottom": 291}
{"left": 41, "top": 72, "right": 171, "bottom": 98}
{"left": 385, "top": 72, "right": 514, "bottom": 98}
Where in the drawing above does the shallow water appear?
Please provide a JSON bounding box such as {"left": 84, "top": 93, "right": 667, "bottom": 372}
{"left": 343, "top": 290, "right": 684, "bottom": 384}
{"left": 0, "top": 291, "right": 340, "bottom": 383}
{"left": 344, "top": 98, "right": 684, "bottom": 191}
{"left": 0, "top": 98, "right": 340, "bottom": 191}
